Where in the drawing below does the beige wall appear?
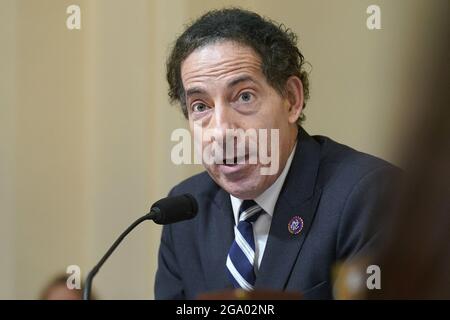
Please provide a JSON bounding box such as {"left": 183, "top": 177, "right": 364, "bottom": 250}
{"left": 0, "top": 0, "right": 17, "bottom": 300}
{"left": 0, "top": 0, "right": 447, "bottom": 299}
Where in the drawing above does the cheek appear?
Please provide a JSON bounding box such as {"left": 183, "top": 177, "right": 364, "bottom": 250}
{"left": 262, "top": 98, "right": 289, "bottom": 125}
{"left": 247, "top": 106, "right": 281, "bottom": 129}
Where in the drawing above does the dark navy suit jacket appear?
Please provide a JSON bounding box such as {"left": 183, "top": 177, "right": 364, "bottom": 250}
{"left": 155, "top": 127, "right": 397, "bottom": 299}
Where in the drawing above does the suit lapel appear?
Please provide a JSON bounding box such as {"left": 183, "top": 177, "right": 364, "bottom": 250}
{"left": 255, "top": 127, "right": 322, "bottom": 290}
{"left": 202, "top": 187, "right": 235, "bottom": 291}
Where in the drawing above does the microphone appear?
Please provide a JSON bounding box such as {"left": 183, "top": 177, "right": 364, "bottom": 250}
{"left": 150, "top": 193, "right": 198, "bottom": 224}
{"left": 83, "top": 193, "right": 198, "bottom": 300}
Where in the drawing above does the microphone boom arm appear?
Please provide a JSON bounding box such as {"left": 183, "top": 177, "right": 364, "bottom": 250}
{"left": 83, "top": 211, "right": 156, "bottom": 300}
{"left": 82, "top": 193, "right": 197, "bottom": 300}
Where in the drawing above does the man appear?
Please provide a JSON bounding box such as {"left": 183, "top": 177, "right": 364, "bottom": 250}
{"left": 155, "top": 8, "right": 397, "bottom": 299}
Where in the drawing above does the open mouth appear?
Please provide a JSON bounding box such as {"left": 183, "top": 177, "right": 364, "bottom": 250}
{"left": 221, "top": 154, "right": 249, "bottom": 166}
{"left": 214, "top": 154, "right": 255, "bottom": 176}
{"left": 223, "top": 158, "right": 238, "bottom": 166}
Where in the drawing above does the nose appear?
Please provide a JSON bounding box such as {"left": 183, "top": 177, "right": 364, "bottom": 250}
{"left": 210, "top": 102, "right": 237, "bottom": 144}
{"left": 209, "top": 102, "right": 243, "bottom": 154}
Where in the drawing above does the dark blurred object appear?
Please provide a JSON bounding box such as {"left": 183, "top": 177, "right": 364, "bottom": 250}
{"left": 197, "top": 289, "right": 302, "bottom": 300}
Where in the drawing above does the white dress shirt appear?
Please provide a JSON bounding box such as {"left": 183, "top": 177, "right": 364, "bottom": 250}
{"left": 230, "top": 142, "right": 298, "bottom": 269}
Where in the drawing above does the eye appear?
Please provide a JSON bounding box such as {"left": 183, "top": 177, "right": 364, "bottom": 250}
{"left": 238, "top": 91, "right": 254, "bottom": 103}
{"left": 191, "top": 102, "right": 210, "bottom": 113}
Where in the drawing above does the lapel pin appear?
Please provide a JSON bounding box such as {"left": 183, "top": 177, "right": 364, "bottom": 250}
{"left": 288, "top": 216, "right": 304, "bottom": 235}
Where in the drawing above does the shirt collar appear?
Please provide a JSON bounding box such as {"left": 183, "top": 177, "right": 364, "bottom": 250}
{"left": 230, "top": 141, "right": 298, "bottom": 224}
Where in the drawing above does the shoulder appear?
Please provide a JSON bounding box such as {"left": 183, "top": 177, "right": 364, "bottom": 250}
{"left": 312, "top": 134, "right": 400, "bottom": 194}
{"left": 308, "top": 135, "right": 401, "bottom": 258}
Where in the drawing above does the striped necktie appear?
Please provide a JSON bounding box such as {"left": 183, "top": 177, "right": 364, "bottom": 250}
{"left": 226, "top": 200, "right": 263, "bottom": 291}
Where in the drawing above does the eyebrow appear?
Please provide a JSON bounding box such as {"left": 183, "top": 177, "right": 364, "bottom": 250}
{"left": 185, "top": 87, "right": 206, "bottom": 98}
{"left": 184, "top": 75, "right": 259, "bottom": 99}
{"left": 227, "top": 75, "right": 258, "bottom": 88}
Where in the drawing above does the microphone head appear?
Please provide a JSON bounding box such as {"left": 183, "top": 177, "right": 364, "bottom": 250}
{"left": 150, "top": 194, "right": 198, "bottom": 225}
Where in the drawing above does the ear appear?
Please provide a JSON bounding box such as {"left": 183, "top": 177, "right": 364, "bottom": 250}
{"left": 284, "top": 76, "right": 304, "bottom": 124}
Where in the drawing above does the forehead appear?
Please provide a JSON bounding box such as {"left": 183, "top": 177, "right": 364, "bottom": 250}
{"left": 181, "top": 41, "right": 263, "bottom": 87}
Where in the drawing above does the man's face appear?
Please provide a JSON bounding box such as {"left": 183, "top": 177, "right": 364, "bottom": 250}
{"left": 181, "top": 41, "right": 301, "bottom": 199}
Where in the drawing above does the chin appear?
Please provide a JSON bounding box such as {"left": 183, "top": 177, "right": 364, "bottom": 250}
{"left": 227, "top": 187, "right": 258, "bottom": 200}
{"left": 206, "top": 164, "right": 272, "bottom": 199}
{"left": 217, "top": 176, "right": 267, "bottom": 199}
